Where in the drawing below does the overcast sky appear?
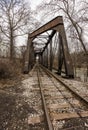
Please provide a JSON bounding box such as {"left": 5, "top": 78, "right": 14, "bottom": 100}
{"left": 17, "top": 0, "right": 44, "bottom": 46}
{"left": 26, "top": 0, "right": 43, "bottom": 10}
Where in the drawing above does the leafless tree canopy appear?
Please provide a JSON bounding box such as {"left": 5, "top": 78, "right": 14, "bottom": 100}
{"left": 0, "top": 0, "right": 31, "bottom": 59}
{"left": 37, "top": 0, "right": 88, "bottom": 54}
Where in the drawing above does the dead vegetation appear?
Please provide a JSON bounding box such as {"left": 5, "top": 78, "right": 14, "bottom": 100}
{"left": 0, "top": 58, "right": 24, "bottom": 88}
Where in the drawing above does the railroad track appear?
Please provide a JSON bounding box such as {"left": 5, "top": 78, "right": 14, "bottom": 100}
{"left": 27, "top": 64, "right": 88, "bottom": 130}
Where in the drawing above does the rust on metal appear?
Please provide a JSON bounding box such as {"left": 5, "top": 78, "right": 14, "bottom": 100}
{"left": 24, "top": 16, "right": 74, "bottom": 78}
{"left": 37, "top": 69, "right": 54, "bottom": 130}
{"left": 29, "top": 16, "right": 63, "bottom": 38}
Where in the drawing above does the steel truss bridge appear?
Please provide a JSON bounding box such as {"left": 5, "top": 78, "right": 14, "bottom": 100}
{"left": 23, "top": 16, "right": 74, "bottom": 78}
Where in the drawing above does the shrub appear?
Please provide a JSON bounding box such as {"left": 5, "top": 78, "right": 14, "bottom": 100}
{"left": 0, "top": 59, "right": 21, "bottom": 79}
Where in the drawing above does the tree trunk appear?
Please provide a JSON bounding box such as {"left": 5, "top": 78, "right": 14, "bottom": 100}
{"left": 10, "top": 28, "right": 14, "bottom": 60}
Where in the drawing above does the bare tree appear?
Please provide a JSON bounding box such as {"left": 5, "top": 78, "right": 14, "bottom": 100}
{"left": 0, "top": 0, "right": 31, "bottom": 60}
{"left": 80, "top": 0, "right": 88, "bottom": 21}
{"left": 36, "top": 0, "right": 88, "bottom": 81}
{"left": 37, "top": 0, "right": 87, "bottom": 54}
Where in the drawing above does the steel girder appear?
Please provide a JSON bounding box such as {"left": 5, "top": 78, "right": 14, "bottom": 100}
{"left": 23, "top": 16, "right": 74, "bottom": 78}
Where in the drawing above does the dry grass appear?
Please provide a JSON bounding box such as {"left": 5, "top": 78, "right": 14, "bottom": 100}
{"left": 0, "top": 58, "right": 23, "bottom": 87}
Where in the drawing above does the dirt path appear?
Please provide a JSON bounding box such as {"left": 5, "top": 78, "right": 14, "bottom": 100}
{"left": 0, "top": 75, "right": 39, "bottom": 130}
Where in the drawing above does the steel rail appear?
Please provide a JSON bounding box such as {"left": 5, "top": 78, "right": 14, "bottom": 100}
{"left": 37, "top": 66, "right": 54, "bottom": 130}
{"left": 39, "top": 65, "right": 86, "bottom": 119}
{"left": 40, "top": 65, "right": 88, "bottom": 106}
{"left": 40, "top": 64, "right": 88, "bottom": 127}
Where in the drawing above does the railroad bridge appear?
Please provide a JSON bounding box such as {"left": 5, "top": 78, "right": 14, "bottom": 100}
{"left": 0, "top": 15, "right": 88, "bottom": 130}
{"left": 23, "top": 16, "right": 74, "bottom": 78}
{"left": 18, "top": 16, "right": 88, "bottom": 129}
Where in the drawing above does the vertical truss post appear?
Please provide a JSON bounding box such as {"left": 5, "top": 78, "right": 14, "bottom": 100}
{"left": 46, "top": 47, "right": 48, "bottom": 68}
{"left": 39, "top": 54, "right": 42, "bottom": 64}
{"left": 30, "top": 45, "right": 35, "bottom": 69}
{"left": 42, "top": 52, "right": 44, "bottom": 66}
{"left": 44, "top": 48, "right": 48, "bottom": 68}
{"left": 50, "top": 40, "right": 53, "bottom": 71}
{"left": 44, "top": 50, "right": 46, "bottom": 67}
{"left": 23, "top": 35, "right": 32, "bottom": 73}
{"left": 43, "top": 50, "right": 46, "bottom": 67}
{"left": 54, "top": 24, "right": 74, "bottom": 77}
{"left": 58, "top": 34, "right": 64, "bottom": 75}
{"left": 41, "top": 54, "right": 43, "bottom": 65}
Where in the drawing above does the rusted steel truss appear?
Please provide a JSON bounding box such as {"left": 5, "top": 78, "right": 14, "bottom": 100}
{"left": 23, "top": 16, "right": 74, "bottom": 78}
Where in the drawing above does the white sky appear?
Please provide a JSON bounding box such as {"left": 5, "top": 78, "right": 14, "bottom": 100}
{"left": 17, "top": 0, "right": 43, "bottom": 46}
{"left": 30, "top": 0, "right": 43, "bottom": 9}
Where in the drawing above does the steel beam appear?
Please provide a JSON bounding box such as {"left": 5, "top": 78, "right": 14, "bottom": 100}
{"left": 50, "top": 40, "right": 53, "bottom": 71}
{"left": 29, "top": 16, "right": 63, "bottom": 38}
{"left": 46, "top": 47, "right": 48, "bottom": 68}
{"left": 23, "top": 36, "right": 34, "bottom": 73}
{"left": 54, "top": 25, "right": 74, "bottom": 77}
{"left": 23, "top": 35, "right": 32, "bottom": 73}
{"left": 23, "top": 16, "right": 74, "bottom": 77}
{"left": 58, "top": 34, "right": 64, "bottom": 75}
{"left": 42, "top": 30, "right": 56, "bottom": 54}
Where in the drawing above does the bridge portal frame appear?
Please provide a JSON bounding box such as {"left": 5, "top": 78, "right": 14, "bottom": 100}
{"left": 23, "top": 16, "right": 74, "bottom": 78}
